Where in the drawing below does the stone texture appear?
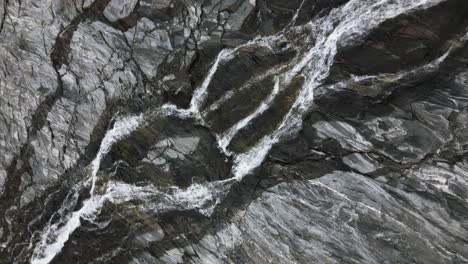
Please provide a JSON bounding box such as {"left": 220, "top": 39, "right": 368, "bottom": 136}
{"left": 104, "top": 0, "right": 139, "bottom": 22}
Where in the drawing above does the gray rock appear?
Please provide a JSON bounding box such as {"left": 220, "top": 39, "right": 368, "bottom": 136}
{"left": 104, "top": 0, "right": 139, "bottom": 22}
{"left": 0, "top": 169, "right": 5, "bottom": 193}
{"left": 181, "top": 171, "right": 468, "bottom": 263}
{"left": 132, "top": 223, "right": 165, "bottom": 247}
{"left": 342, "top": 153, "right": 382, "bottom": 174}
{"left": 125, "top": 18, "right": 173, "bottom": 79}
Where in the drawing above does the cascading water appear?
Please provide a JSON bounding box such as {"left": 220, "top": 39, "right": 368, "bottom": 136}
{"left": 230, "top": 0, "right": 447, "bottom": 179}
{"left": 29, "top": 0, "right": 453, "bottom": 262}
{"left": 217, "top": 77, "right": 281, "bottom": 155}
{"left": 203, "top": 64, "right": 288, "bottom": 114}
{"left": 30, "top": 115, "right": 144, "bottom": 264}
{"left": 349, "top": 47, "right": 453, "bottom": 85}
{"left": 189, "top": 49, "right": 233, "bottom": 113}
{"left": 189, "top": 37, "right": 277, "bottom": 116}
{"left": 29, "top": 41, "right": 239, "bottom": 264}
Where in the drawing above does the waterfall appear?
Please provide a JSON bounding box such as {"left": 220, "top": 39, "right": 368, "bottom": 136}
{"left": 28, "top": 0, "right": 451, "bottom": 262}
{"left": 30, "top": 115, "right": 144, "bottom": 264}
{"left": 189, "top": 37, "right": 277, "bottom": 115}
{"left": 203, "top": 64, "right": 288, "bottom": 114}
{"left": 105, "top": 179, "right": 233, "bottom": 216}
{"left": 189, "top": 49, "right": 232, "bottom": 113}
{"left": 231, "top": 0, "right": 446, "bottom": 180}
{"left": 89, "top": 115, "right": 144, "bottom": 194}
{"left": 217, "top": 77, "right": 281, "bottom": 155}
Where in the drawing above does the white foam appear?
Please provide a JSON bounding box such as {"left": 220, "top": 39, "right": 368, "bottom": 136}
{"left": 204, "top": 64, "right": 288, "bottom": 114}
{"left": 217, "top": 77, "right": 281, "bottom": 155}
{"left": 31, "top": 114, "right": 144, "bottom": 264}
{"left": 159, "top": 103, "right": 194, "bottom": 119}
{"left": 189, "top": 49, "right": 233, "bottom": 112}
{"left": 90, "top": 114, "right": 144, "bottom": 194}
{"left": 30, "top": 1, "right": 451, "bottom": 261}
{"left": 350, "top": 47, "right": 453, "bottom": 85}
{"left": 463, "top": 31, "right": 468, "bottom": 41}
{"left": 31, "top": 195, "right": 106, "bottom": 264}
{"left": 106, "top": 179, "right": 233, "bottom": 216}
{"left": 189, "top": 36, "right": 278, "bottom": 114}
{"left": 231, "top": 0, "right": 446, "bottom": 179}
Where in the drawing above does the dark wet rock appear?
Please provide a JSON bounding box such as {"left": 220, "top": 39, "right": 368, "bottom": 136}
{"left": 106, "top": 115, "right": 231, "bottom": 188}
{"left": 330, "top": 0, "right": 468, "bottom": 78}
{"left": 229, "top": 75, "right": 304, "bottom": 153}
{"left": 201, "top": 43, "right": 296, "bottom": 134}
{"left": 203, "top": 75, "right": 277, "bottom": 133}
{"left": 201, "top": 43, "right": 296, "bottom": 110}
{"left": 242, "top": 0, "right": 350, "bottom": 36}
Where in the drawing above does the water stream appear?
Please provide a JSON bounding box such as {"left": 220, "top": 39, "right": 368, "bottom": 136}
{"left": 31, "top": 115, "right": 144, "bottom": 264}
{"left": 30, "top": 0, "right": 450, "bottom": 262}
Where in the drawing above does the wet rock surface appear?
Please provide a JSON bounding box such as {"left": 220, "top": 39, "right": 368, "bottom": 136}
{"left": 1, "top": 0, "right": 468, "bottom": 263}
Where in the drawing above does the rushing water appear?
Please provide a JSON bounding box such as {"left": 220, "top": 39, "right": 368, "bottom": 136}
{"left": 30, "top": 0, "right": 451, "bottom": 262}
{"left": 217, "top": 77, "right": 281, "bottom": 155}
{"left": 189, "top": 49, "right": 232, "bottom": 113}
{"left": 231, "top": 0, "right": 446, "bottom": 179}
{"left": 29, "top": 39, "right": 237, "bottom": 263}
{"left": 30, "top": 115, "right": 144, "bottom": 264}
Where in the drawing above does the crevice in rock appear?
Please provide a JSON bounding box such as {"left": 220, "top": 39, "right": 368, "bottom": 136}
{"left": 0, "top": 0, "right": 9, "bottom": 35}
{"left": 52, "top": 0, "right": 112, "bottom": 67}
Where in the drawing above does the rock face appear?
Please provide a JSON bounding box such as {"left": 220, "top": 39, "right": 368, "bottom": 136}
{"left": 1, "top": 0, "right": 468, "bottom": 263}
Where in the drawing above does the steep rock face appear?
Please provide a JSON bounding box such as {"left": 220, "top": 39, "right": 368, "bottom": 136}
{"left": 1, "top": 0, "right": 468, "bottom": 264}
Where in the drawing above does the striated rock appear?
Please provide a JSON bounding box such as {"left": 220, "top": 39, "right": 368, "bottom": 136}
{"left": 342, "top": 153, "right": 383, "bottom": 174}
{"left": 125, "top": 18, "right": 173, "bottom": 79}
{"left": 103, "top": 0, "right": 139, "bottom": 22}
